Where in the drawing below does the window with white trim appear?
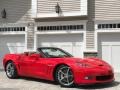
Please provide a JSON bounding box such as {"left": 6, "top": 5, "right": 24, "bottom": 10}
{"left": 0, "top": 27, "right": 25, "bottom": 32}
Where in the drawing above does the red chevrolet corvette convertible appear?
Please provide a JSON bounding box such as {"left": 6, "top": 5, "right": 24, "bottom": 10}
{"left": 3, "top": 47, "right": 114, "bottom": 87}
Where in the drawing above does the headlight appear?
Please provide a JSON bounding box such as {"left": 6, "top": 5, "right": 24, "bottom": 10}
{"left": 76, "top": 62, "right": 91, "bottom": 68}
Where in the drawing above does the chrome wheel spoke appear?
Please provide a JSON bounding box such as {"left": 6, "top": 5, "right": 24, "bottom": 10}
{"left": 60, "top": 74, "right": 65, "bottom": 80}
{"left": 59, "top": 70, "right": 66, "bottom": 75}
{"left": 10, "top": 68, "right": 14, "bottom": 75}
{"left": 61, "top": 77, "right": 67, "bottom": 82}
{"left": 8, "top": 68, "right": 10, "bottom": 71}
{"left": 66, "top": 77, "right": 69, "bottom": 84}
{"left": 66, "top": 68, "right": 70, "bottom": 75}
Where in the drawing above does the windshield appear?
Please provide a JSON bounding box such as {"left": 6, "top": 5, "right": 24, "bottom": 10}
{"left": 39, "top": 48, "right": 73, "bottom": 58}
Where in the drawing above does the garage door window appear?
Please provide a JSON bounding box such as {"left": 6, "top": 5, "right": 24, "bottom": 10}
{"left": 0, "top": 27, "right": 25, "bottom": 32}
{"left": 98, "top": 23, "right": 120, "bottom": 29}
{"left": 37, "top": 25, "right": 84, "bottom": 31}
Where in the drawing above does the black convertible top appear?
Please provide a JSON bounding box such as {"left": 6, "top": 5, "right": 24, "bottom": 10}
{"left": 37, "top": 47, "right": 60, "bottom": 50}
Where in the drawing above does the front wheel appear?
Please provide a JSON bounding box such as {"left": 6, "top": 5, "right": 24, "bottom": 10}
{"left": 5, "top": 61, "right": 18, "bottom": 79}
{"left": 55, "top": 65, "right": 74, "bottom": 87}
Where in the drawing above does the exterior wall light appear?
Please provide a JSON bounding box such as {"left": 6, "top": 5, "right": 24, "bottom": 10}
{"left": 55, "top": 3, "right": 60, "bottom": 14}
{"left": 1, "top": 8, "right": 7, "bottom": 18}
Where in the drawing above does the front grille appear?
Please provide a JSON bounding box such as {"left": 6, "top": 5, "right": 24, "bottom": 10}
{"left": 96, "top": 75, "right": 113, "bottom": 81}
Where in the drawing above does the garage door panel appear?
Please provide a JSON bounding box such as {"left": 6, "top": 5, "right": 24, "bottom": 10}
{"left": 99, "top": 33, "right": 120, "bottom": 42}
{"left": 38, "top": 34, "right": 83, "bottom": 42}
{"left": 112, "top": 45, "right": 120, "bottom": 72}
{"left": 59, "top": 45, "right": 73, "bottom": 55}
{"left": 7, "top": 43, "right": 25, "bottom": 53}
{"left": 0, "top": 45, "right": 10, "bottom": 59}
{"left": 73, "top": 45, "right": 83, "bottom": 57}
{"left": 8, "top": 46, "right": 25, "bottom": 53}
{"left": 0, "top": 35, "right": 25, "bottom": 69}
{"left": 38, "top": 34, "right": 83, "bottom": 58}
{"left": 101, "top": 45, "right": 111, "bottom": 65}
{"left": 102, "top": 42, "right": 120, "bottom": 45}
{"left": 98, "top": 33, "right": 120, "bottom": 72}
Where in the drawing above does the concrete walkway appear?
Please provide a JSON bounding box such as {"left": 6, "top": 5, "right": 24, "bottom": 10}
{"left": 0, "top": 71, "right": 120, "bottom": 90}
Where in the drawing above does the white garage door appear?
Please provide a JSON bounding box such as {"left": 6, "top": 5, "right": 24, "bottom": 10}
{"left": 98, "top": 33, "right": 120, "bottom": 72}
{"left": 37, "top": 34, "right": 83, "bottom": 58}
{"left": 0, "top": 35, "right": 25, "bottom": 69}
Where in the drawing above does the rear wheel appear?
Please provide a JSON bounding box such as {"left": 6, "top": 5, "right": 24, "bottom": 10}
{"left": 5, "top": 61, "right": 18, "bottom": 79}
{"left": 55, "top": 65, "right": 74, "bottom": 87}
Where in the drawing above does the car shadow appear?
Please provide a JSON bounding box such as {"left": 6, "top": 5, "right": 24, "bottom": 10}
{"left": 18, "top": 77, "right": 59, "bottom": 85}
{"left": 74, "top": 81, "right": 120, "bottom": 89}
{"left": 18, "top": 77, "right": 120, "bottom": 89}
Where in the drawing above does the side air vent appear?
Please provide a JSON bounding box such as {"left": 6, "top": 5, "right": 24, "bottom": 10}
{"left": 99, "top": 64, "right": 104, "bottom": 66}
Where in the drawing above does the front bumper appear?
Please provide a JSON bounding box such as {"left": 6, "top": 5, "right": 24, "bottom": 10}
{"left": 74, "top": 68, "right": 114, "bottom": 85}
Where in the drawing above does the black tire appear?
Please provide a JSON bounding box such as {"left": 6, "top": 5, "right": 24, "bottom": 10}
{"left": 55, "top": 65, "right": 74, "bottom": 87}
{"left": 5, "top": 61, "right": 18, "bottom": 79}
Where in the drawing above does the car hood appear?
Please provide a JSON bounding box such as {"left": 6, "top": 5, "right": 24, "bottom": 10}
{"left": 82, "top": 58, "right": 108, "bottom": 66}
{"left": 79, "top": 58, "right": 112, "bottom": 69}
{"left": 61, "top": 57, "right": 112, "bottom": 69}
{"left": 51, "top": 57, "right": 112, "bottom": 69}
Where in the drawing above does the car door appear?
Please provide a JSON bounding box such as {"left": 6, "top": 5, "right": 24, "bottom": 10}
{"left": 19, "top": 54, "right": 36, "bottom": 77}
{"left": 19, "top": 53, "right": 50, "bottom": 79}
{"left": 31, "top": 55, "right": 51, "bottom": 79}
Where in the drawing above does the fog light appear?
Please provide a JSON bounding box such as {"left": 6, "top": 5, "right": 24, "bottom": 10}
{"left": 85, "top": 77, "right": 89, "bottom": 80}
{"left": 85, "top": 76, "right": 93, "bottom": 80}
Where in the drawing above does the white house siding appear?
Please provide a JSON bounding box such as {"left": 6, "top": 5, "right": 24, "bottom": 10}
{"left": 36, "top": 0, "right": 88, "bottom": 17}
{"left": 0, "top": 0, "right": 33, "bottom": 23}
{"left": 95, "top": 0, "right": 120, "bottom": 20}
{"left": 37, "top": 0, "right": 81, "bottom": 14}
{"left": 86, "top": 0, "right": 95, "bottom": 51}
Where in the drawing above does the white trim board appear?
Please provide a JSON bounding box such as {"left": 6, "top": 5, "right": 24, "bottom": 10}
{"left": 36, "top": 20, "right": 87, "bottom": 26}
{"left": 0, "top": 23, "right": 28, "bottom": 27}
{"left": 36, "top": 31, "right": 85, "bottom": 35}
{"left": 37, "top": 12, "right": 87, "bottom": 18}
{"left": 31, "top": 0, "right": 37, "bottom": 18}
{"left": 95, "top": 20, "right": 120, "bottom": 24}
{"left": 96, "top": 30, "right": 120, "bottom": 33}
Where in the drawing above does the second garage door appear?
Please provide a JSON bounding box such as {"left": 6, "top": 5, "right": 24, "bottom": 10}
{"left": 0, "top": 35, "right": 25, "bottom": 69}
{"left": 98, "top": 33, "right": 120, "bottom": 72}
{"left": 37, "top": 34, "right": 83, "bottom": 58}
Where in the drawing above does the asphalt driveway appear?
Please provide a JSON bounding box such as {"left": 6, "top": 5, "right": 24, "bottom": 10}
{"left": 0, "top": 70, "right": 120, "bottom": 90}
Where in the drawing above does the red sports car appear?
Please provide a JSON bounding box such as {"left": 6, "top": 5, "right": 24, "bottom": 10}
{"left": 3, "top": 47, "right": 114, "bottom": 87}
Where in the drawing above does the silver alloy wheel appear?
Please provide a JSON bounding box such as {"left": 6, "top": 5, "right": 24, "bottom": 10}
{"left": 6, "top": 62, "right": 15, "bottom": 77}
{"left": 57, "top": 66, "right": 73, "bottom": 86}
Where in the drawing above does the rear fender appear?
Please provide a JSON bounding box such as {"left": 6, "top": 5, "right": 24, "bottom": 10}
{"left": 3, "top": 54, "right": 20, "bottom": 70}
